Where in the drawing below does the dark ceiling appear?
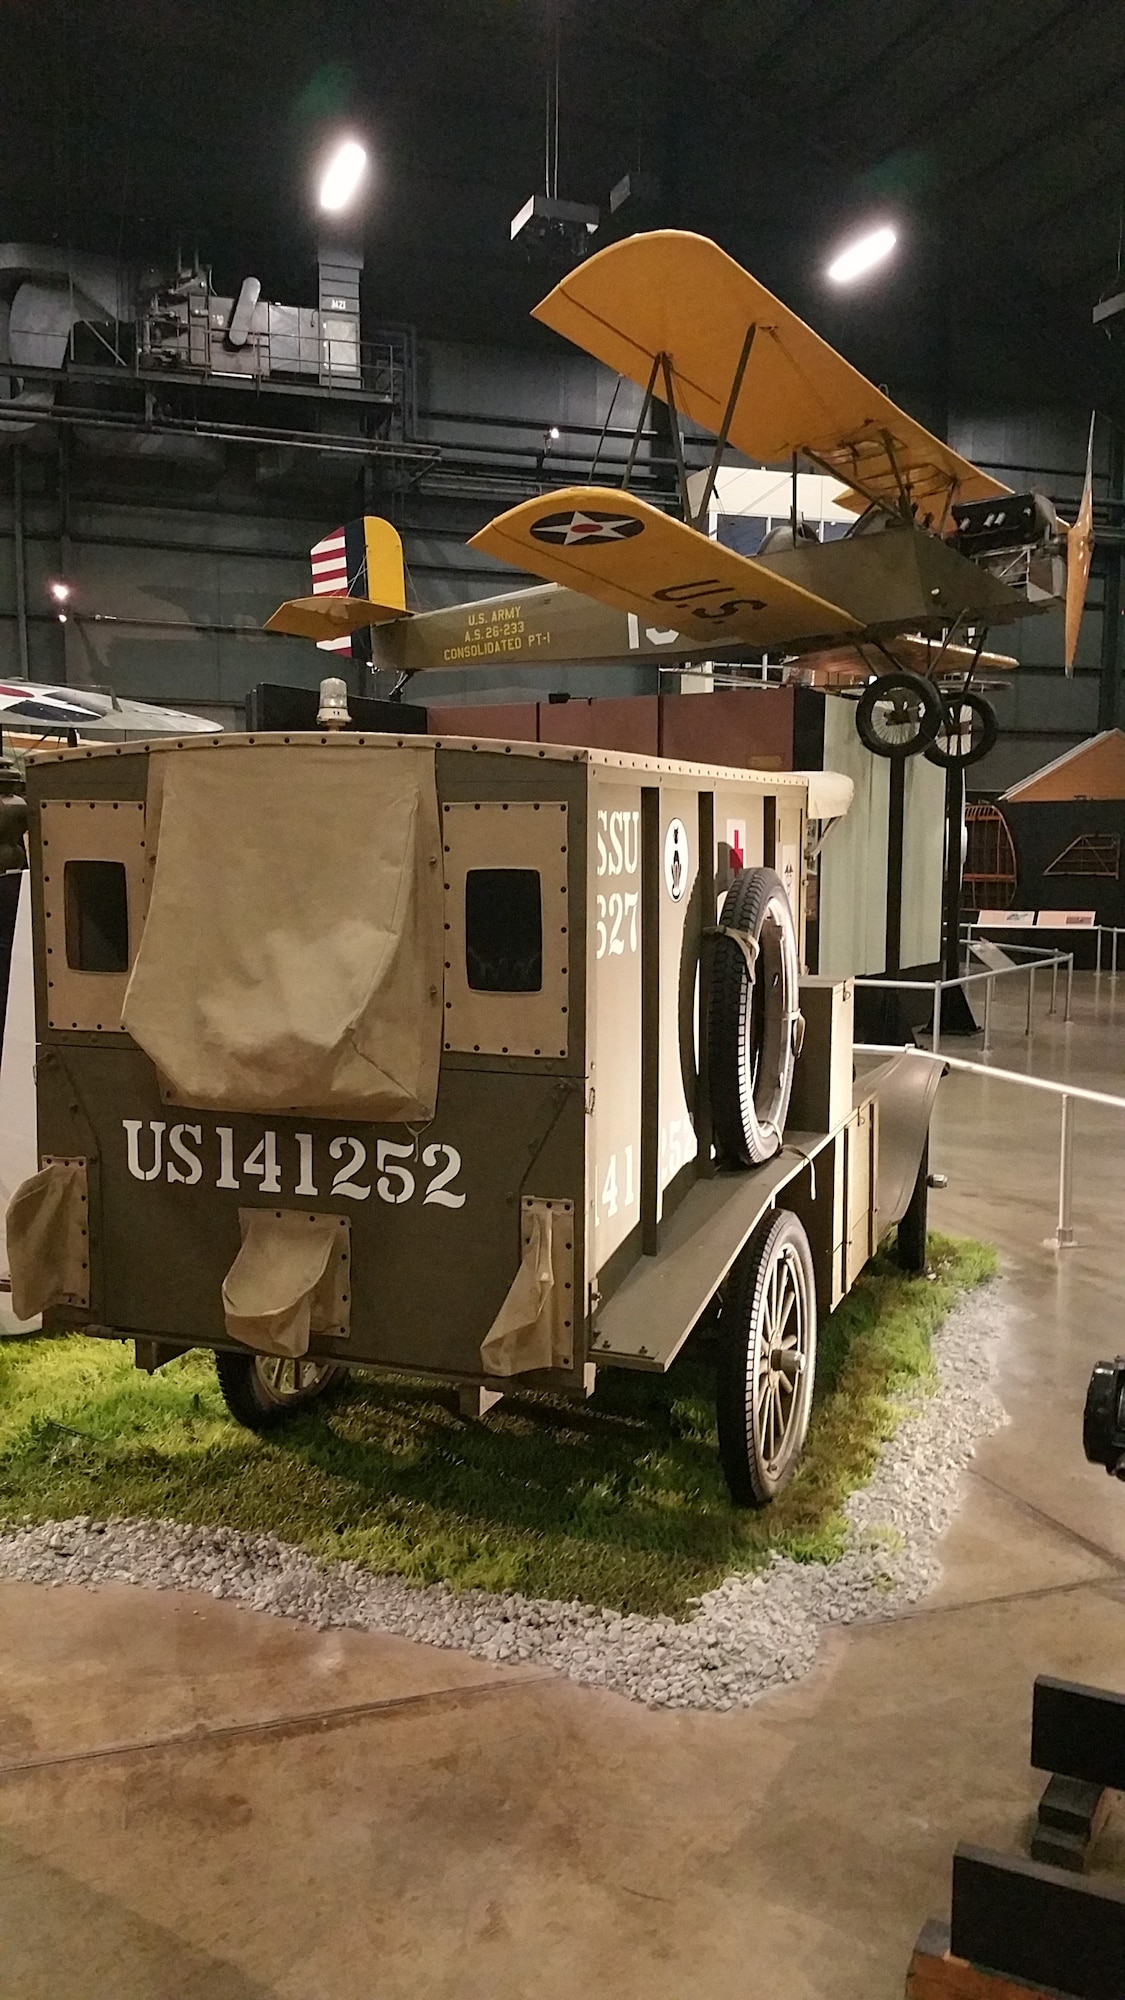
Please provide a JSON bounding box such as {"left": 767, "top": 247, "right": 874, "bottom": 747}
{"left": 3, "top": 0, "right": 1124, "bottom": 422}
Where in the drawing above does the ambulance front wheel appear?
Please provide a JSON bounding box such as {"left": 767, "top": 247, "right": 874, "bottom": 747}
{"left": 895, "top": 1138, "right": 930, "bottom": 1275}
{"left": 215, "top": 1351, "right": 345, "bottom": 1432}
{"left": 716, "top": 1208, "right": 817, "bottom": 1507}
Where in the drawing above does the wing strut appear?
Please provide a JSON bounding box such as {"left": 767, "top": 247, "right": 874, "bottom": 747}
{"left": 622, "top": 351, "right": 662, "bottom": 490}
{"left": 958, "top": 628, "right": 988, "bottom": 695}
{"left": 799, "top": 444, "right": 893, "bottom": 517}
{"left": 658, "top": 353, "right": 692, "bottom": 518}
{"left": 879, "top": 429, "right": 914, "bottom": 519}
{"left": 692, "top": 323, "right": 758, "bottom": 528}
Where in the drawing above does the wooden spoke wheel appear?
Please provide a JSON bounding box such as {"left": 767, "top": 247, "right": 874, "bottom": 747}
{"left": 215, "top": 1351, "right": 345, "bottom": 1432}
{"left": 716, "top": 1208, "right": 817, "bottom": 1506}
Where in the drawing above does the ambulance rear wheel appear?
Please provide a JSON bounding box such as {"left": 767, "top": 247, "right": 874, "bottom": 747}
{"left": 716, "top": 1208, "right": 817, "bottom": 1507}
{"left": 215, "top": 1352, "right": 345, "bottom": 1431}
{"left": 855, "top": 671, "right": 943, "bottom": 757}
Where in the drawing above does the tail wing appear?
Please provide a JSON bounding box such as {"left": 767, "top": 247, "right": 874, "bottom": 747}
{"left": 263, "top": 595, "right": 407, "bottom": 642}
{"left": 265, "top": 516, "right": 409, "bottom": 646}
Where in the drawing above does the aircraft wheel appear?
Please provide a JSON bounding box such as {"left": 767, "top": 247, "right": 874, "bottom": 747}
{"left": 924, "top": 691, "right": 999, "bottom": 768}
{"left": 215, "top": 1351, "right": 345, "bottom": 1432}
{"left": 716, "top": 1208, "right": 818, "bottom": 1506}
{"left": 855, "top": 671, "right": 943, "bottom": 757}
{"left": 707, "top": 865, "right": 801, "bottom": 1169}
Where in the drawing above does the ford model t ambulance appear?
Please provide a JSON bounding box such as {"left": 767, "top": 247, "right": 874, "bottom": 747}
{"left": 6, "top": 729, "right": 938, "bottom": 1504}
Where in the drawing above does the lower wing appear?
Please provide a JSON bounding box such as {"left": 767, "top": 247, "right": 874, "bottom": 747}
{"left": 469, "top": 487, "right": 859, "bottom": 648}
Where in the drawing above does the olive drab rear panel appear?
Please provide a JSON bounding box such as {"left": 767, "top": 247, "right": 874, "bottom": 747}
{"left": 10, "top": 734, "right": 857, "bottom": 1390}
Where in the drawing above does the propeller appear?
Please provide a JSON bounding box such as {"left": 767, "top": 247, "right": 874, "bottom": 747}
{"left": 1064, "top": 413, "right": 1096, "bottom": 675}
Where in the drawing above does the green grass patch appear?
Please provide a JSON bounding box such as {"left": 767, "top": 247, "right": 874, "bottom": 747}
{"left": 0, "top": 1232, "right": 995, "bottom": 1619}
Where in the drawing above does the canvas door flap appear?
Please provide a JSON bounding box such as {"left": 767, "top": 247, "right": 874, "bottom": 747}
{"left": 122, "top": 743, "right": 444, "bottom": 1121}
{"left": 480, "top": 1198, "right": 574, "bottom": 1377}
{"left": 222, "top": 1208, "right": 348, "bottom": 1359}
{"left": 5, "top": 1158, "right": 89, "bottom": 1322}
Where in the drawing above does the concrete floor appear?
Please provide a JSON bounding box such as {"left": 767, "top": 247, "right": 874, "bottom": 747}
{"left": 3, "top": 974, "right": 1125, "bottom": 2000}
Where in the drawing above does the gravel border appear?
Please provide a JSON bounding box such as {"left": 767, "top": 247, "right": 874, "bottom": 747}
{"left": 0, "top": 1279, "right": 1010, "bottom": 1710}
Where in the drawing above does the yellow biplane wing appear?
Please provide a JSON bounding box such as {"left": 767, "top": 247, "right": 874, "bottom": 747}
{"left": 263, "top": 595, "right": 408, "bottom": 641}
{"left": 533, "top": 232, "right": 1009, "bottom": 520}
{"left": 469, "top": 486, "right": 860, "bottom": 646}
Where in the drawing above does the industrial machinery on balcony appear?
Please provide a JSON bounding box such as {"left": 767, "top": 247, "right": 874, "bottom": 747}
{"left": 0, "top": 240, "right": 411, "bottom": 432}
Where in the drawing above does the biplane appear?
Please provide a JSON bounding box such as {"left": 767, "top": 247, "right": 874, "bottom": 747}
{"left": 266, "top": 232, "right": 1095, "bottom": 768}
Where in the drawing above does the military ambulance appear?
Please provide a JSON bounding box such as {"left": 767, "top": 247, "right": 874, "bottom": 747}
{"left": 5, "top": 723, "right": 938, "bottom": 1504}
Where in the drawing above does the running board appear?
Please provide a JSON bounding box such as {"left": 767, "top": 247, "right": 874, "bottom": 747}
{"left": 590, "top": 1132, "right": 832, "bottom": 1372}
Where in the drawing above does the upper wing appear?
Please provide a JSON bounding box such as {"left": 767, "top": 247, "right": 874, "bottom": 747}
{"left": 533, "top": 232, "right": 1009, "bottom": 520}
{"left": 469, "top": 487, "right": 860, "bottom": 647}
{"left": 263, "top": 596, "right": 409, "bottom": 641}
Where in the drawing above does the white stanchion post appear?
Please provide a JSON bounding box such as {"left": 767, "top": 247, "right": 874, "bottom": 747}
{"left": 931, "top": 982, "right": 942, "bottom": 1054}
{"left": 1026, "top": 963, "right": 1036, "bottom": 1037}
{"left": 982, "top": 974, "right": 993, "bottom": 1054}
{"left": 1052, "top": 1093, "right": 1077, "bottom": 1250}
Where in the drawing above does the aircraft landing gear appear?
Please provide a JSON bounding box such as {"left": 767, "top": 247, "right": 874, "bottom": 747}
{"left": 924, "top": 690, "right": 998, "bottom": 768}
{"left": 855, "top": 671, "right": 944, "bottom": 758}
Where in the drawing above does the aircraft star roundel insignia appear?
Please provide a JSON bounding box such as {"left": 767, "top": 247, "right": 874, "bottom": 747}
{"left": 531, "top": 508, "right": 645, "bottom": 547}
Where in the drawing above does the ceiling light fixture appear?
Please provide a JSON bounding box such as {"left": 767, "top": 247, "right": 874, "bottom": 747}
{"left": 49, "top": 580, "right": 71, "bottom": 604}
{"left": 826, "top": 225, "right": 897, "bottom": 285}
{"left": 319, "top": 140, "right": 368, "bottom": 214}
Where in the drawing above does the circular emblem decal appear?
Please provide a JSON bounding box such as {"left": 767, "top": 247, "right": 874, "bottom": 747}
{"left": 531, "top": 509, "right": 645, "bottom": 547}
{"left": 664, "top": 818, "right": 688, "bottom": 902}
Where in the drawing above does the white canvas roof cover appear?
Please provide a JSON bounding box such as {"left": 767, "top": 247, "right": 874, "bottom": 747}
{"left": 800, "top": 771, "right": 854, "bottom": 821}
{"left": 122, "top": 741, "right": 444, "bottom": 1121}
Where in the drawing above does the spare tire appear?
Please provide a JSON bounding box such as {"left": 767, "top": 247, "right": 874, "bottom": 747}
{"left": 707, "top": 865, "right": 801, "bottom": 1168}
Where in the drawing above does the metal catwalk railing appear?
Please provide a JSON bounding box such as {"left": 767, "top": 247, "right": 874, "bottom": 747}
{"left": 966, "top": 920, "right": 1125, "bottom": 980}
{"left": 854, "top": 946, "right": 1074, "bottom": 1056}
